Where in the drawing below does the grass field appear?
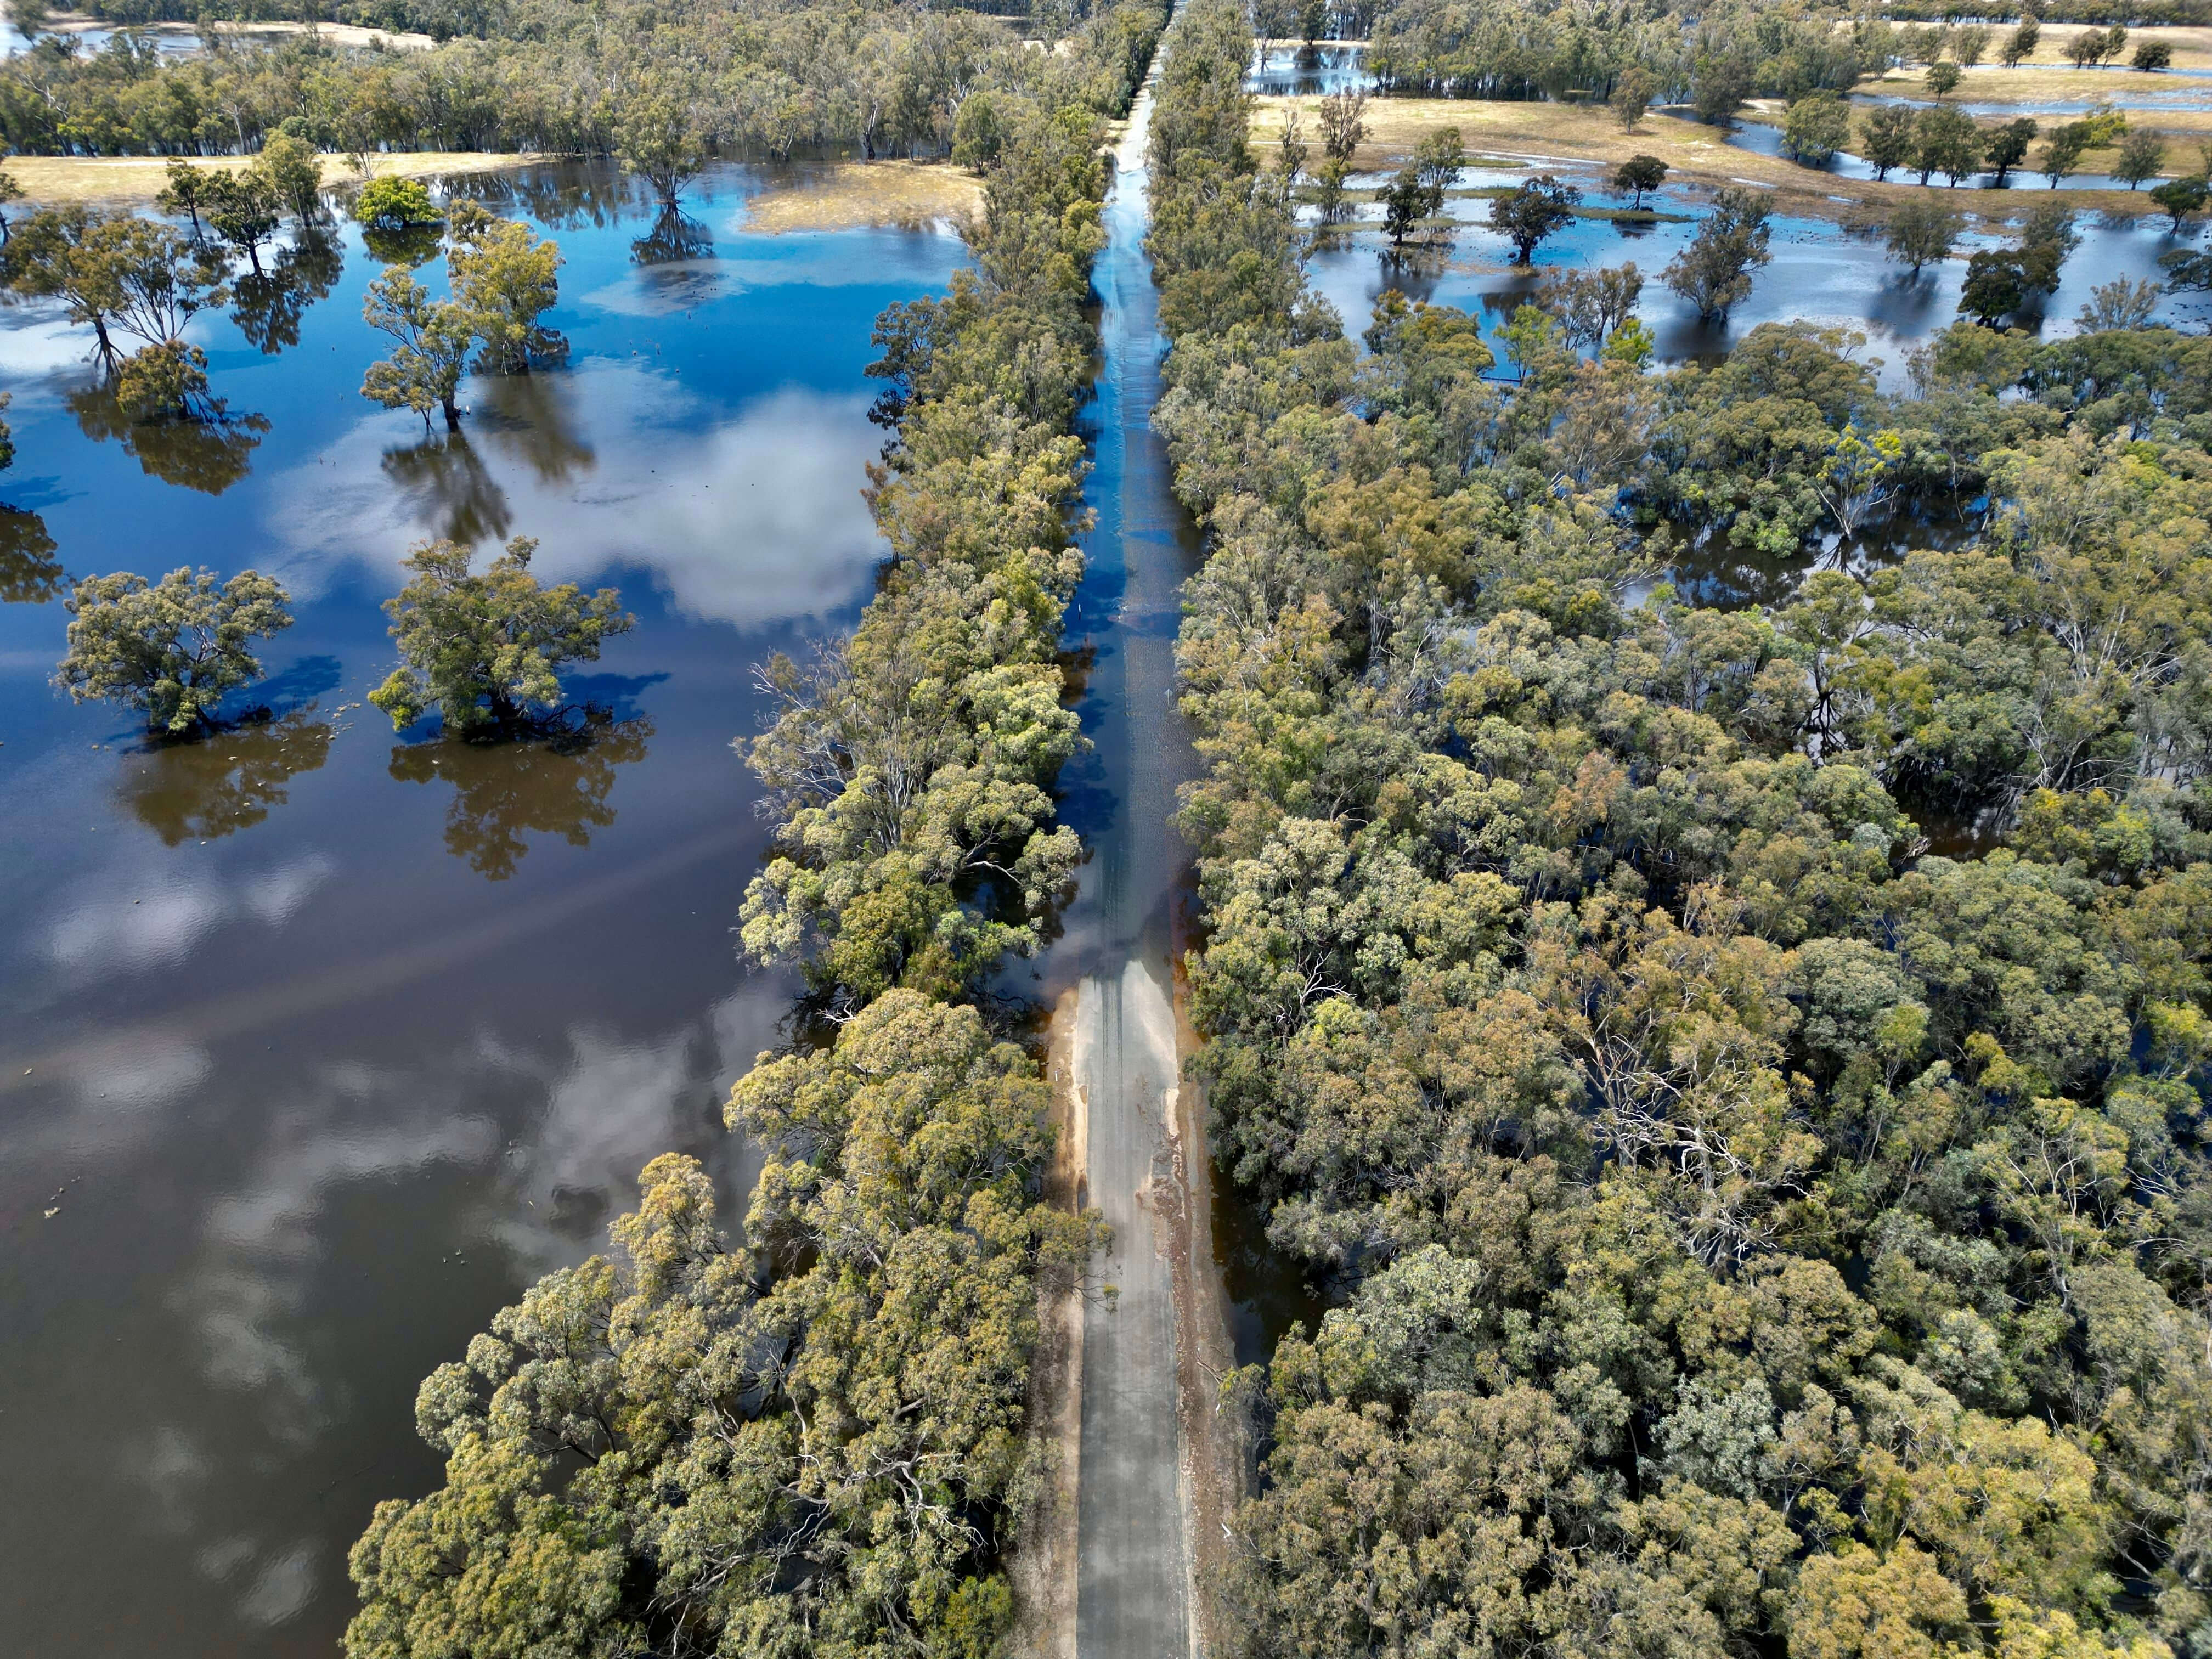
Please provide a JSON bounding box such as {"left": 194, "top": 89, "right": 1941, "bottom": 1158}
{"left": 738, "top": 160, "right": 982, "bottom": 233}
{"left": 1252, "top": 94, "right": 2196, "bottom": 224}
{"left": 3, "top": 150, "right": 537, "bottom": 205}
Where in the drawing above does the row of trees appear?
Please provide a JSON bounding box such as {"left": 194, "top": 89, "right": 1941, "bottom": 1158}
{"left": 339, "top": 5, "right": 1171, "bottom": 1656}
{"left": 1367, "top": 0, "right": 2198, "bottom": 129}
{"left": 1149, "top": 3, "right": 2212, "bottom": 1655}
{"left": 0, "top": 0, "right": 1164, "bottom": 162}
{"left": 1781, "top": 98, "right": 2186, "bottom": 193}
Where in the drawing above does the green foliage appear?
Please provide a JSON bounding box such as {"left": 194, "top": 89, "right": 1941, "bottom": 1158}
{"left": 368, "top": 537, "right": 633, "bottom": 736}
{"left": 348, "top": 1051, "right": 1092, "bottom": 1659}
{"left": 55, "top": 564, "right": 292, "bottom": 733}
{"left": 1961, "top": 205, "right": 2079, "bottom": 326}
{"left": 2119, "top": 128, "right": 2170, "bottom": 190}
{"left": 1146, "top": 5, "right": 2212, "bottom": 1655}
{"left": 351, "top": 177, "right": 441, "bottom": 230}
{"left": 114, "top": 337, "right": 211, "bottom": 419}
{"left": 2151, "top": 173, "right": 2209, "bottom": 232}
{"left": 1861, "top": 102, "right": 1919, "bottom": 182}
{"left": 1987, "top": 116, "right": 2040, "bottom": 184}
{"left": 4, "top": 204, "right": 218, "bottom": 364}
{"left": 1610, "top": 66, "right": 1654, "bottom": 132}
{"left": 1613, "top": 152, "right": 1667, "bottom": 208}
{"left": 354, "top": 24, "right": 1169, "bottom": 1637}
{"left": 1488, "top": 172, "right": 1579, "bottom": 264}
{"left": 1914, "top": 104, "right": 1984, "bottom": 187}
{"left": 609, "top": 75, "right": 703, "bottom": 202}
{"left": 1886, "top": 198, "right": 1964, "bottom": 276}
{"left": 1782, "top": 91, "right": 1851, "bottom": 166}
{"left": 1663, "top": 185, "right": 1773, "bottom": 322}
{"left": 359, "top": 264, "right": 475, "bottom": 426}
{"left": 2041, "top": 120, "right": 2094, "bottom": 189}
{"left": 445, "top": 207, "right": 563, "bottom": 371}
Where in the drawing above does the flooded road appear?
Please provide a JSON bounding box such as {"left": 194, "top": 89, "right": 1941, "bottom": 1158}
{"left": 0, "top": 162, "right": 964, "bottom": 1656}
{"left": 1034, "top": 52, "right": 1212, "bottom": 1659}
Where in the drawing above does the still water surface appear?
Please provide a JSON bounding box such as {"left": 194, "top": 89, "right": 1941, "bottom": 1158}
{"left": 0, "top": 160, "right": 963, "bottom": 1655}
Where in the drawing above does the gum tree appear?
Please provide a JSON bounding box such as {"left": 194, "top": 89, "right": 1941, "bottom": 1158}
{"left": 369, "top": 537, "right": 634, "bottom": 736}
{"left": 55, "top": 566, "right": 294, "bottom": 735}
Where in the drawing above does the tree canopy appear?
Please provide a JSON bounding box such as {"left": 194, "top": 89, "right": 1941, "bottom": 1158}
{"left": 1147, "top": 5, "right": 2212, "bottom": 1656}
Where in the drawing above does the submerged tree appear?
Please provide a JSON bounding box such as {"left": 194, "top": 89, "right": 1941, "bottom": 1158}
{"left": 369, "top": 537, "right": 634, "bottom": 737}
{"left": 612, "top": 78, "right": 706, "bottom": 207}
{"left": 446, "top": 210, "right": 564, "bottom": 372}
{"left": 1489, "top": 173, "right": 1580, "bottom": 264}
{"left": 360, "top": 267, "right": 476, "bottom": 428}
{"left": 1664, "top": 185, "right": 1773, "bottom": 322}
{"left": 55, "top": 566, "right": 293, "bottom": 735}
{"left": 1885, "top": 198, "right": 1965, "bottom": 276}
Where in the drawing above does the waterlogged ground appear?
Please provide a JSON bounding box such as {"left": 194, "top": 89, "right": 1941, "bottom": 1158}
{"left": 0, "top": 160, "right": 965, "bottom": 1656}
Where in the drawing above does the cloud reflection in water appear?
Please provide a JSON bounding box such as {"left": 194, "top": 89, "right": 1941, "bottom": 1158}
{"left": 266, "top": 362, "right": 886, "bottom": 628}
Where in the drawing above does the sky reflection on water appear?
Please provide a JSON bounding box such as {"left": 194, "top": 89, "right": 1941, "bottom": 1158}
{"left": 0, "top": 160, "right": 962, "bottom": 1657}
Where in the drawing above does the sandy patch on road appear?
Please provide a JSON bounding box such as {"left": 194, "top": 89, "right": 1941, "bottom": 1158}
{"left": 3, "top": 150, "right": 537, "bottom": 205}
{"left": 737, "top": 161, "right": 983, "bottom": 234}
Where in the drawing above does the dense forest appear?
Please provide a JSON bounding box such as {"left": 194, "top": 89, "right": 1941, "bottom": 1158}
{"left": 1150, "top": 2, "right": 2212, "bottom": 1654}
{"left": 337, "top": 4, "right": 1166, "bottom": 1655}
{"left": 0, "top": 0, "right": 1160, "bottom": 157}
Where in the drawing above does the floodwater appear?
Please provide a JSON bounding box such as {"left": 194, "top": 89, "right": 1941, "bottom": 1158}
{"left": 1301, "top": 166, "right": 2197, "bottom": 379}
{"left": 1695, "top": 114, "right": 2146, "bottom": 190}
{"left": 1248, "top": 40, "right": 1369, "bottom": 98}
{"left": 0, "top": 160, "right": 967, "bottom": 1655}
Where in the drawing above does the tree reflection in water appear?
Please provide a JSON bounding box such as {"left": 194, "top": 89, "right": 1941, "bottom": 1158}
{"left": 381, "top": 427, "right": 514, "bottom": 544}
{"left": 632, "top": 205, "right": 714, "bottom": 267}
{"left": 229, "top": 228, "right": 344, "bottom": 356}
{"left": 0, "top": 505, "right": 60, "bottom": 603}
{"left": 360, "top": 220, "right": 445, "bottom": 269}
{"left": 119, "top": 707, "right": 335, "bottom": 844}
{"left": 388, "top": 713, "right": 652, "bottom": 879}
{"left": 69, "top": 383, "right": 269, "bottom": 496}
{"left": 475, "top": 370, "right": 596, "bottom": 485}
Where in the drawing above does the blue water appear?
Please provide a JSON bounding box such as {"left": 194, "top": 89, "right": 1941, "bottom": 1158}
{"left": 0, "top": 158, "right": 966, "bottom": 1657}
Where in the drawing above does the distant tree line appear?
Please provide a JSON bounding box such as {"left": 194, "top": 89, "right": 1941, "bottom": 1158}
{"left": 339, "top": 4, "right": 1170, "bottom": 1656}
{"left": 0, "top": 0, "right": 1164, "bottom": 159}
{"left": 1151, "top": 3, "right": 2212, "bottom": 1654}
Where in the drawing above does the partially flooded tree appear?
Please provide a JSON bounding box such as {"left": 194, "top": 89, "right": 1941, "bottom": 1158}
{"left": 445, "top": 210, "right": 564, "bottom": 373}
{"left": 360, "top": 267, "right": 476, "bottom": 428}
{"left": 55, "top": 566, "right": 294, "bottom": 735}
{"left": 612, "top": 78, "right": 706, "bottom": 207}
{"left": 1488, "top": 173, "right": 1579, "bottom": 264}
{"left": 1536, "top": 262, "right": 1643, "bottom": 350}
{"left": 1613, "top": 153, "right": 1667, "bottom": 208}
{"left": 368, "top": 537, "right": 634, "bottom": 736}
{"left": 4, "top": 206, "right": 208, "bottom": 369}
{"left": 201, "top": 170, "right": 279, "bottom": 274}
{"left": 1663, "top": 185, "right": 1773, "bottom": 321}
{"left": 1782, "top": 91, "right": 1850, "bottom": 166}
{"left": 1860, "top": 103, "right": 1917, "bottom": 181}
{"left": 351, "top": 177, "right": 443, "bottom": 231}
{"left": 1885, "top": 198, "right": 1964, "bottom": 276}
{"left": 1985, "top": 116, "right": 2039, "bottom": 185}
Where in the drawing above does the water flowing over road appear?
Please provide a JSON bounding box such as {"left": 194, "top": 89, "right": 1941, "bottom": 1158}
{"left": 1034, "top": 31, "right": 1228, "bottom": 1658}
